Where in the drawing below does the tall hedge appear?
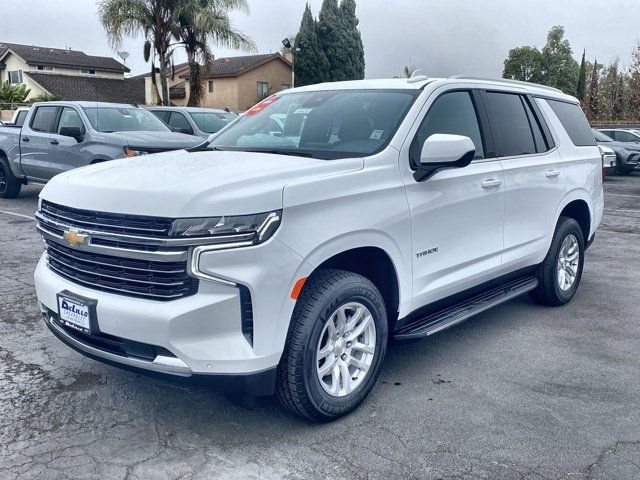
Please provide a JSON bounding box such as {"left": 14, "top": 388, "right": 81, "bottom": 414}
{"left": 294, "top": 4, "right": 329, "bottom": 86}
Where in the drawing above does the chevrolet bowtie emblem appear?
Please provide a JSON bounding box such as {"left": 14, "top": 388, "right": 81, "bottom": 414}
{"left": 63, "top": 229, "right": 89, "bottom": 246}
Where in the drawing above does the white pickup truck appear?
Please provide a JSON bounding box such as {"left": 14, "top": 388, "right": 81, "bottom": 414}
{"left": 34, "top": 77, "right": 603, "bottom": 420}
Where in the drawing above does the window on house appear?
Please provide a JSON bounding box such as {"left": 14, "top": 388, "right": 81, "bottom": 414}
{"left": 8, "top": 70, "right": 23, "bottom": 84}
{"left": 80, "top": 69, "right": 96, "bottom": 75}
{"left": 208, "top": 81, "right": 214, "bottom": 93}
{"left": 37, "top": 65, "right": 54, "bottom": 72}
{"left": 257, "top": 81, "right": 269, "bottom": 99}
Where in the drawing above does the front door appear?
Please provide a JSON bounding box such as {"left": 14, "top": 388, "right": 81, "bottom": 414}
{"left": 402, "top": 89, "right": 506, "bottom": 310}
{"left": 47, "top": 106, "right": 89, "bottom": 180}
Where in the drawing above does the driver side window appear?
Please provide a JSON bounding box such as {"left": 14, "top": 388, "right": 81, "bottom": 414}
{"left": 57, "top": 107, "right": 86, "bottom": 135}
{"left": 411, "top": 91, "right": 485, "bottom": 167}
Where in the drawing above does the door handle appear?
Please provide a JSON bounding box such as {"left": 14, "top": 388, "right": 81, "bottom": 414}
{"left": 51, "top": 140, "right": 59, "bottom": 145}
{"left": 545, "top": 169, "right": 561, "bottom": 178}
{"left": 481, "top": 179, "right": 502, "bottom": 189}
{"left": 22, "top": 136, "right": 29, "bottom": 142}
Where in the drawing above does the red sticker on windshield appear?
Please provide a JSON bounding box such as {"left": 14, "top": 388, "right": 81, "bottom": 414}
{"left": 245, "top": 96, "right": 279, "bottom": 116}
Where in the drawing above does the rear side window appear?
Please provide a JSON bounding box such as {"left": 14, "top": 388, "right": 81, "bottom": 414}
{"left": 30, "top": 106, "right": 58, "bottom": 132}
{"left": 547, "top": 100, "right": 596, "bottom": 146}
{"left": 411, "top": 90, "right": 485, "bottom": 166}
{"left": 152, "top": 110, "right": 170, "bottom": 123}
{"left": 483, "top": 92, "right": 536, "bottom": 157}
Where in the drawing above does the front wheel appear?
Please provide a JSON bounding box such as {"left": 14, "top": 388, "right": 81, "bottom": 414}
{"left": 276, "top": 269, "right": 388, "bottom": 421}
{"left": 0, "top": 159, "right": 22, "bottom": 199}
{"left": 529, "top": 216, "right": 585, "bottom": 306}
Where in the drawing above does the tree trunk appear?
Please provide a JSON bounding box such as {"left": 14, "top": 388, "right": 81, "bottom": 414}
{"left": 159, "top": 53, "right": 170, "bottom": 106}
{"left": 187, "top": 51, "right": 198, "bottom": 107}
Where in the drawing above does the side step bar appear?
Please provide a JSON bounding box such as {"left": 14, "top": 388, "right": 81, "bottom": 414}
{"left": 393, "top": 276, "right": 538, "bottom": 341}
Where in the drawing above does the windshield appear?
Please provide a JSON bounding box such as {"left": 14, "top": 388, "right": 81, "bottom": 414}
{"left": 83, "top": 106, "right": 170, "bottom": 133}
{"left": 592, "top": 129, "right": 613, "bottom": 142}
{"left": 207, "top": 90, "right": 419, "bottom": 159}
{"left": 190, "top": 112, "right": 237, "bottom": 133}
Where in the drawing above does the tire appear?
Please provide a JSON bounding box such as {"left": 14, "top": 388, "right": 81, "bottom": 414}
{"left": 0, "top": 158, "right": 22, "bottom": 199}
{"left": 529, "top": 216, "right": 585, "bottom": 306}
{"left": 276, "top": 269, "right": 388, "bottom": 421}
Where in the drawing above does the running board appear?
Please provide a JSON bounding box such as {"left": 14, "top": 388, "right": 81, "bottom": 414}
{"left": 393, "top": 276, "right": 538, "bottom": 341}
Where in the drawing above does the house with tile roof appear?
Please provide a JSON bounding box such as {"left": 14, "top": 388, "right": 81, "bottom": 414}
{"left": 0, "top": 42, "right": 144, "bottom": 104}
{"left": 138, "top": 53, "right": 293, "bottom": 111}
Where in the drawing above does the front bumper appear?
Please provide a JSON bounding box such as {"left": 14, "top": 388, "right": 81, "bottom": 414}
{"left": 34, "top": 234, "right": 310, "bottom": 386}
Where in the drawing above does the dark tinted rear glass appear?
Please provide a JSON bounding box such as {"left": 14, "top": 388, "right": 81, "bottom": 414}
{"left": 484, "top": 92, "right": 536, "bottom": 157}
{"left": 547, "top": 100, "right": 596, "bottom": 146}
{"left": 30, "top": 106, "right": 58, "bottom": 132}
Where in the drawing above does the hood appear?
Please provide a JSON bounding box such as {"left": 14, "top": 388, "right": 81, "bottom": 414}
{"left": 597, "top": 140, "right": 640, "bottom": 153}
{"left": 40, "top": 150, "right": 363, "bottom": 217}
{"left": 95, "top": 131, "right": 203, "bottom": 150}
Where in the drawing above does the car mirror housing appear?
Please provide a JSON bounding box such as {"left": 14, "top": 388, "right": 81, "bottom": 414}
{"left": 414, "top": 134, "right": 476, "bottom": 182}
{"left": 59, "top": 126, "right": 84, "bottom": 143}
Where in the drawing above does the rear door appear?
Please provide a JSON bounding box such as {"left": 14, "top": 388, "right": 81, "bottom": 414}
{"left": 47, "top": 106, "right": 89, "bottom": 179}
{"left": 19, "top": 105, "right": 59, "bottom": 181}
{"left": 483, "top": 90, "right": 566, "bottom": 269}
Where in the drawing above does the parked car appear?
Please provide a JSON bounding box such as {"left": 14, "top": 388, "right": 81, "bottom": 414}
{"left": 11, "top": 107, "right": 31, "bottom": 127}
{"left": 598, "top": 128, "right": 640, "bottom": 144}
{"left": 148, "top": 107, "right": 238, "bottom": 138}
{"left": 592, "top": 128, "right": 639, "bottom": 174}
{"left": 598, "top": 144, "right": 617, "bottom": 177}
{"left": 0, "top": 101, "right": 202, "bottom": 198}
{"left": 34, "top": 77, "right": 603, "bottom": 421}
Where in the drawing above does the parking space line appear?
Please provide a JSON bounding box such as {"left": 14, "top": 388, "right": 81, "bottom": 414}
{"left": 0, "top": 210, "right": 36, "bottom": 221}
{"left": 604, "top": 193, "right": 640, "bottom": 198}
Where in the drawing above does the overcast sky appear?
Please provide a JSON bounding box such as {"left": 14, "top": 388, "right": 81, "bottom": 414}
{"left": 3, "top": 0, "right": 638, "bottom": 78}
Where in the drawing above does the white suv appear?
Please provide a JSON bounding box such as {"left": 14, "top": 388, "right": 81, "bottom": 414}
{"left": 34, "top": 77, "right": 604, "bottom": 420}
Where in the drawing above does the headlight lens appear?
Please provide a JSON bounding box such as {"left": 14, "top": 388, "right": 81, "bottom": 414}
{"left": 124, "top": 147, "right": 149, "bottom": 157}
{"left": 169, "top": 211, "right": 282, "bottom": 244}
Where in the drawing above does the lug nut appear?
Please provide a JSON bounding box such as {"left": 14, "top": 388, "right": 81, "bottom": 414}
{"left": 341, "top": 354, "right": 347, "bottom": 361}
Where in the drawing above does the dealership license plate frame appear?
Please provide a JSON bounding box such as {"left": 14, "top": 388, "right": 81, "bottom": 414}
{"left": 56, "top": 290, "right": 99, "bottom": 335}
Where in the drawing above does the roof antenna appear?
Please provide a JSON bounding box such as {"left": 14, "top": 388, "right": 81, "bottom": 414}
{"left": 407, "top": 69, "right": 428, "bottom": 83}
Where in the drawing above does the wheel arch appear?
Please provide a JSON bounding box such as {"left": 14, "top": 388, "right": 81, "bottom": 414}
{"left": 555, "top": 194, "right": 591, "bottom": 243}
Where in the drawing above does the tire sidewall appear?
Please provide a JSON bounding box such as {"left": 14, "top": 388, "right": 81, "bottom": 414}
{"left": 301, "top": 282, "right": 387, "bottom": 418}
{"left": 551, "top": 220, "right": 585, "bottom": 303}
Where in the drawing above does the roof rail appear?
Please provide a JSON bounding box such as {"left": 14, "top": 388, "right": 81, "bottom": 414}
{"left": 449, "top": 76, "right": 564, "bottom": 93}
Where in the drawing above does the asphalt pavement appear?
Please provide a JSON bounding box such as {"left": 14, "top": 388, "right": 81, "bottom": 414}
{"left": 0, "top": 176, "right": 639, "bottom": 480}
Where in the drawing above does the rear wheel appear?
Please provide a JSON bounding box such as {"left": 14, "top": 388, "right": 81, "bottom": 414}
{"left": 0, "top": 159, "right": 22, "bottom": 199}
{"left": 276, "top": 269, "right": 388, "bottom": 421}
{"left": 529, "top": 216, "right": 585, "bottom": 306}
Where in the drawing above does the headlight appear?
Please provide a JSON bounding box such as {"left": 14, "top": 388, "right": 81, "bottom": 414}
{"left": 170, "top": 211, "right": 282, "bottom": 245}
{"left": 124, "top": 147, "right": 149, "bottom": 157}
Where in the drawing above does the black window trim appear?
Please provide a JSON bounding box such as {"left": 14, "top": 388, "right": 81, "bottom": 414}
{"left": 29, "top": 105, "right": 61, "bottom": 133}
{"left": 409, "top": 88, "right": 492, "bottom": 169}
{"left": 525, "top": 94, "right": 555, "bottom": 150}
{"left": 168, "top": 111, "right": 194, "bottom": 135}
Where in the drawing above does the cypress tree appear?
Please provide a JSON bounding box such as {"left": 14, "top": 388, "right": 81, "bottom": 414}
{"left": 294, "top": 4, "right": 329, "bottom": 87}
{"left": 576, "top": 49, "right": 587, "bottom": 101}
{"left": 587, "top": 60, "right": 600, "bottom": 120}
{"left": 318, "top": 0, "right": 351, "bottom": 81}
{"left": 339, "top": 0, "right": 365, "bottom": 80}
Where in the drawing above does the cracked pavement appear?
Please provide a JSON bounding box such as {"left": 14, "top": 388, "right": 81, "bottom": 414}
{"left": 1, "top": 174, "right": 639, "bottom": 480}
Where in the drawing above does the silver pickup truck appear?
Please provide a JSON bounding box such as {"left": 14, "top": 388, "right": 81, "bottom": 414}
{"left": 0, "top": 101, "right": 203, "bottom": 198}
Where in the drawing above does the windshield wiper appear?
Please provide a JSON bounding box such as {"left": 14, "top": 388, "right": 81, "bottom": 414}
{"left": 242, "top": 149, "right": 315, "bottom": 158}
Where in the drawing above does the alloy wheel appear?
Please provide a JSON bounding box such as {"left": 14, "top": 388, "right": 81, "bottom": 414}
{"left": 316, "top": 302, "right": 377, "bottom": 397}
{"left": 557, "top": 234, "right": 580, "bottom": 291}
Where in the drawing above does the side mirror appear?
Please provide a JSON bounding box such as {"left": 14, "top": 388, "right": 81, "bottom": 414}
{"left": 60, "top": 126, "right": 84, "bottom": 142}
{"left": 414, "top": 134, "right": 476, "bottom": 182}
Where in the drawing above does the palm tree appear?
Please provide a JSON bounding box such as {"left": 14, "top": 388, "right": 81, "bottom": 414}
{"left": 173, "top": 0, "right": 255, "bottom": 107}
{"left": 99, "top": 0, "right": 177, "bottom": 105}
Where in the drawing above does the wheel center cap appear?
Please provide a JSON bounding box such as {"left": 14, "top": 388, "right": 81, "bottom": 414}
{"left": 334, "top": 338, "right": 346, "bottom": 355}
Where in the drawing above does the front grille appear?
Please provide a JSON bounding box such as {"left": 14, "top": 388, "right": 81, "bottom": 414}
{"left": 45, "top": 240, "right": 198, "bottom": 301}
{"left": 41, "top": 200, "right": 173, "bottom": 238}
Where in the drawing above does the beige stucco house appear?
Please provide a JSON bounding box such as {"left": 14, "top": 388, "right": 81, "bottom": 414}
{"left": 0, "top": 42, "right": 143, "bottom": 110}
{"left": 139, "top": 53, "right": 293, "bottom": 112}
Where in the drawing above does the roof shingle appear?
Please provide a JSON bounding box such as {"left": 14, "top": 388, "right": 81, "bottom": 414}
{"left": 0, "top": 42, "right": 129, "bottom": 73}
{"left": 26, "top": 72, "right": 145, "bottom": 104}
{"left": 181, "top": 53, "right": 291, "bottom": 79}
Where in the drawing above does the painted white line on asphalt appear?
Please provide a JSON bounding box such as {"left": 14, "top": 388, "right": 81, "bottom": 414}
{"left": 604, "top": 208, "right": 640, "bottom": 214}
{"left": 0, "top": 209, "right": 36, "bottom": 221}
{"left": 604, "top": 192, "right": 640, "bottom": 198}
